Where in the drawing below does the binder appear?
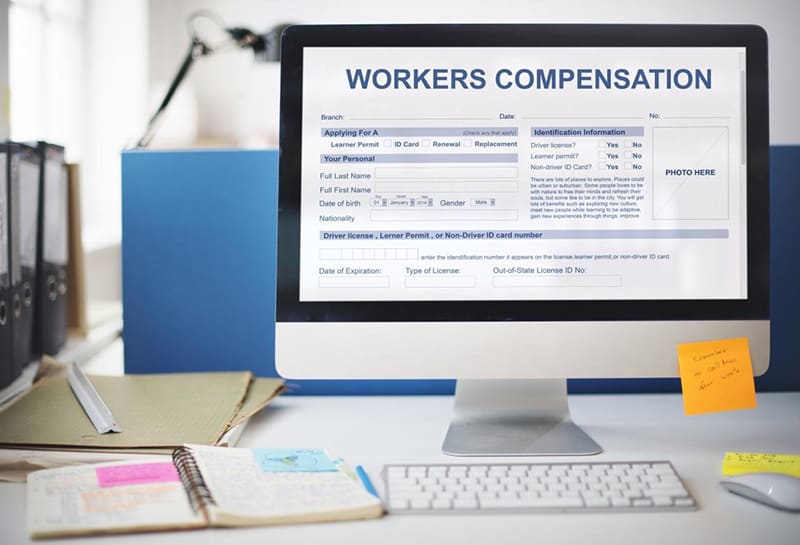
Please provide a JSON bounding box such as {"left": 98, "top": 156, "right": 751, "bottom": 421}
{"left": 33, "top": 142, "right": 68, "bottom": 355}
{"left": 0, "top": 145, "right": 13, "bottom": 389}
{"left": 8, "top": 143, "right": 41, "bottom": 372}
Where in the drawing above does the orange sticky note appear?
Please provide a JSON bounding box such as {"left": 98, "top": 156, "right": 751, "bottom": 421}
{"left": 677, "top": 337, "right": 756, "bottom": 415}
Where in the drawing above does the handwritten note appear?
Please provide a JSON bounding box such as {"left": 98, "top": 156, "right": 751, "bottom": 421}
{"left": 677, "top": 337, "right": 756, "bottom": 415}
{"left": 95, "top": 462, "right": 180, "bottom": 488}
{"left": 722, "top": 452, "right": 800, "bottom": 478}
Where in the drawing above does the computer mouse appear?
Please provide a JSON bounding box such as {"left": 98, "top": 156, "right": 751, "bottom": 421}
{"left": 720, "top": 472, "right": 800, "bottom": 511}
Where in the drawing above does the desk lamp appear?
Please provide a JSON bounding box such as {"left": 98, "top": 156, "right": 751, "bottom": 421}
{"left": 136, "top": 10, "right": 287, "bottom": 148}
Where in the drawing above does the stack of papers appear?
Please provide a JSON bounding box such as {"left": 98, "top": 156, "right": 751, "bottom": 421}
{"left": 0, "top": 371, "right": 284, "bottom": 480}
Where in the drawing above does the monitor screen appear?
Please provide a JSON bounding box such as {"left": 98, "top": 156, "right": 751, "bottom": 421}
{"left": 279, "top": 24, "right": 768, "bottom": 325}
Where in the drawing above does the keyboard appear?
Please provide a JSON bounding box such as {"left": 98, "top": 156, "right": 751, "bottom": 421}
{"left": 382, "top": 461, "right": 696, "bottom": 513}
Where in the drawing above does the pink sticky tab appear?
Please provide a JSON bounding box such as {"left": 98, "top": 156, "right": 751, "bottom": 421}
{"left": 96, "top": 462, "right": 180, "bottom": 488}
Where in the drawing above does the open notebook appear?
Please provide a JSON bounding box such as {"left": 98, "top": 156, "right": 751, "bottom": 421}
{"left": 27, "top": 445, "right": 384, "bottom": 539}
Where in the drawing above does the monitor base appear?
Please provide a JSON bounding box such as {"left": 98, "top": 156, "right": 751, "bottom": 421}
{"left": 442, "top": 379, "right": 602, "bottom": 456}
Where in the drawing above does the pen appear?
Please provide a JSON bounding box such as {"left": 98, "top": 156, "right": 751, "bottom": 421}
{"left": 355, "top": 465, "right": 379, "bottom": 498}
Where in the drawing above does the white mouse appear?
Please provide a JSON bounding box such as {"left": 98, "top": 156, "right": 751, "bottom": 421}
{"left": 720, "top": 472, "right": 800, "bottom": 511}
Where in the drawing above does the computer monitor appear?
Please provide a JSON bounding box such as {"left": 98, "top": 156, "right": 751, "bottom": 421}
{"left": 276, "top": 24, "right": 769, "bottom": 456}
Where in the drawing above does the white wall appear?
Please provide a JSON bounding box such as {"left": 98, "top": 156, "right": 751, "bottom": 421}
{"left": 147, "top": 0, "right": 800, "bottom": 146}
{"left": 83, "top": 0, "right": 148, "bottom": 250}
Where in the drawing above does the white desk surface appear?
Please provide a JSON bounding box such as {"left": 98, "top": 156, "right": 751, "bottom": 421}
{"left": 1, "top": 346, "right": 799, "bottom": 544}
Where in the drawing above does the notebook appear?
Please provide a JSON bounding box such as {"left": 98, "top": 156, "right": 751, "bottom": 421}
{"left": 27, "top": 444, "right": 384, "bottom": 538}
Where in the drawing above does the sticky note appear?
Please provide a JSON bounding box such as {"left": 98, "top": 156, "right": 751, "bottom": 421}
{"left": 677, "top": 337, "right": 756, "bottom": 415}
{"left": 252, "top": 448, "right": 338, "bottom": 472}
{"left": 96, "top": 462, "right": 181, "bottom": 488}
{"left": 722, "top": 452, "right": 800, "bottom": 478}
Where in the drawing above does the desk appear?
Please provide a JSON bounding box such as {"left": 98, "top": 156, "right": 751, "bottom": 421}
{"left": 1, "top": 386, "right": 799, "bottom": 544}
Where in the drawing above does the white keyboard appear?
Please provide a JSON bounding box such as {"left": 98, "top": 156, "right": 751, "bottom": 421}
{"left": 382, "top": 461, "right": 696, "bottom": 513}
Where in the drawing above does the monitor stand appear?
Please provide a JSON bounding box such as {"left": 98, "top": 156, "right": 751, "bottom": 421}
{"left": 442, "top": 379, "right": 602, "bottom": 456}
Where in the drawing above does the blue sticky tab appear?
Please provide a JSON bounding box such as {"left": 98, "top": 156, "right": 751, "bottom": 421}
{"left": 252, "top": 448, "right": 338, "bottom": 472}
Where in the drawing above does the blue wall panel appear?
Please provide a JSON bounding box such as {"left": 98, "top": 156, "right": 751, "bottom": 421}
{"left": 122, "top": 146, "right": 799, "bottom": 394}
{"left": 122, "top": 149, "right": 278, "bottom": 376}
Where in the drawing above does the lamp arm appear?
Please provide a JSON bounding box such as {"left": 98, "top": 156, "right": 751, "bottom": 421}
{"left": 136, "top": 39, "right": 209, "bottom": 148}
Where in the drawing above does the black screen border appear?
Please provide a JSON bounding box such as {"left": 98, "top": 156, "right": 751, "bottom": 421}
{"left": 277, "top": 24, "right": 769, "bottom": 323}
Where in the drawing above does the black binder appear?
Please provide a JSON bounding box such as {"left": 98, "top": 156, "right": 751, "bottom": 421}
{"left": 8, "top": 143, "right": 41, "bottom": 372}
{"left": 0, "top": 144, "right": 13, "bottom": 389}
{"left": 33, "top": 142, "right": 68, "bottom": 355}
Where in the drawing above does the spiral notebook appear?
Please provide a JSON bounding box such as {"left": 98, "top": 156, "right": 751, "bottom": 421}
{"left": 27, "top": 445, "right": 384, "bottom": 539}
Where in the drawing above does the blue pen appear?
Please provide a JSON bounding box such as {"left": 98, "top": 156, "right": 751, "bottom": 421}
{"left": 356, "top": 465, "right": 379, "bottom": 498}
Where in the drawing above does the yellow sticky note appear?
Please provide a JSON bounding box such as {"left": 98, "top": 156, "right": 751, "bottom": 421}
{"left": 677, "top": 337, "right": 756, "bottom": 415}
{"left": 722, "top": 452, "right": 800, "bottom": 478}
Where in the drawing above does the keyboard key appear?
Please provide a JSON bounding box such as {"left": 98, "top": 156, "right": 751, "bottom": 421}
{"left": 652, "top": 496, "right": 674, "bottom": 507}
{"left": 409, "top": 498, "right": 430, "bottom": 510}
{"left": 441, "top": 476, "right": 460, "bottom": 488}
{"left": 651, "top": 488, "right": 690, "bottom": 498}
{"left": 585, "top": 497, "right": 610, "bottom": 508}
{"left": 528, "top": 497, "right": 585, "bottom": 508}
{"left": 653, "top": 481, "right": 684, "bottom": 491}
{"left": 452, "top": 497, "right": 478, "bottom": 510}
{"left": 391, "top": 483, "right": 423, "bottom": 494}
{"left": 481, "top": 497, "right": 525, "bottom": 509}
